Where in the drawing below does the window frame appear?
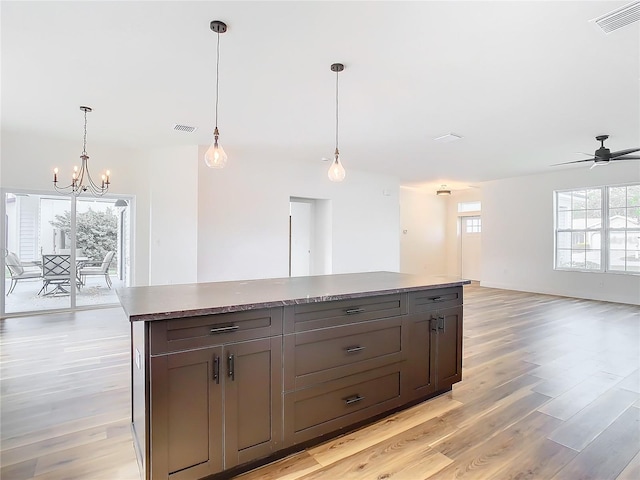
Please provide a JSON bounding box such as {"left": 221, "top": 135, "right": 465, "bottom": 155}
{"left": 554, "top": 183, "right": 639, "bottom": 275}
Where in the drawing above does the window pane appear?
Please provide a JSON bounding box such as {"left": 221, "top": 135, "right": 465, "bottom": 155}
{"left": 557, "top": 249, "right": 571, "bottom": 268}
{"left": 557, "top": 232, "right": 571, "bottom": 249}
{"left": 628, "top": 206, "right": 640, "bottom": 228}
{"left": 628, "top": 185, "right": 640, "bottom": 207}
{"left": 572, "top": 191, "right": 586, "bottom": 210}
{"left": 586, "top": 189, "right": 601, "bottom": 209}
{"left": 557, "top": 211, "right": 571, "bottom": 229}
{"left": 609, "top": 208, "right": 626, "bottom": 228}
{"left": 585, "top": 249, "right": 601, "bottom": 270}
{"left": 626, "top": 231, "right": 640, "bottom": 250}
{"left": 610, "top": 231, "right": 625, "bottom": 246}
{"left": 609, "top": 186, "right": 626, "bottom": 208}
{"left": 557, "top": 192, "right": 572, "bottom": 210}
{"left": 571, "top": 250, "right": 586, "bottom": 269}
{"left": 586, "top": 209, "right": 601, "bottom": 230}
{"left": 626, "top": 252, "right": 640, "bottom": 272}
{"left": 572, "top": 211, "right": 586, "bottom": 230}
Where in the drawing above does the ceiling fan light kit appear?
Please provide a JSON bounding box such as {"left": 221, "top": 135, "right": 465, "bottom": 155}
{"left": 552, "top": 135, "right": 640, "bottom": 168}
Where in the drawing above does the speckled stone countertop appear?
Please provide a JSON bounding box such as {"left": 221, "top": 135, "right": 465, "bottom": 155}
{"left": 117, "top": 271, "right": 470, "bottom": 322}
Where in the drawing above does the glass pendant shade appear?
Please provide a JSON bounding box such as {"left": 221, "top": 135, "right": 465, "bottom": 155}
{"left": 328, "top": 151, "right": 346, "bottom": 182}
{"left": 204, "top": 139, "right": 228, "bottom": 168}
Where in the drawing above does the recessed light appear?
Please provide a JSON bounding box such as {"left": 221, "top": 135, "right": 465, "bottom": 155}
{"left": 434, "top": 133, "right": 463, "bottom": 143}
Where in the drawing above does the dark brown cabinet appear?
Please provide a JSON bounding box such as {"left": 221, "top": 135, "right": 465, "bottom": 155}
{"left": 405, "top": 289, "right": 463, "bottom": 401}
{"left": 125, "top": 278, "right": 466, "bottom": 480}
{"left": 149, "top": 337, "right": 282, "bottom": 479}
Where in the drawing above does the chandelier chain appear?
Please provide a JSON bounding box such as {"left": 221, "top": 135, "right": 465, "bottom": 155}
{"left": 82, "top": 108, "right": 88, "bottom": 155}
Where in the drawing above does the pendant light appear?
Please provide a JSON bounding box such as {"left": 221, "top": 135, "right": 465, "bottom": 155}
{"left": 53, "top": 106, "right": 110, "bottom": 196}
{"left": 328, "top": 63, "right": 346, "bottom": 182}
{"left": 204, "top": 20, "right": 228, "bottom": 168}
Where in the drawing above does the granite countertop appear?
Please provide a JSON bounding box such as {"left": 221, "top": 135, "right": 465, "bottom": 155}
{"left": 117, "top": 271, "right": 470, "bottom": 322}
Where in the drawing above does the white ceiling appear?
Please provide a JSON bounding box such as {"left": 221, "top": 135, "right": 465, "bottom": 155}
{"left": 2, "top": 1, "right": 639, "bottom": 189}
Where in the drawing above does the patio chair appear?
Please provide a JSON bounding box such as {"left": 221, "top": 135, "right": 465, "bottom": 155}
{"left": 5, "top": 251, "right": 42, "bottom": 295}
{"left": 38, "top": 254, "right": 81, "bottom": 296}
{"left": 78, "top": 251, "right": 115, "bottom": 288}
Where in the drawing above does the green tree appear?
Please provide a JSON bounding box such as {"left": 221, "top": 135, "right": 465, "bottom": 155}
{"left": 50, "top": 208, "right": 117, "bottom": 262}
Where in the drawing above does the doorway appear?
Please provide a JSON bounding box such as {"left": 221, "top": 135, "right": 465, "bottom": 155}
{"left": 461, "top": 215, "right": 481, "bottom": 281}
{"left": 289, "top": 197, "right": 331, "bottom": 277}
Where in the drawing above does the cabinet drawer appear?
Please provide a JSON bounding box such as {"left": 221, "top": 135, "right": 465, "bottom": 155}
{"left": 283, "top": 363, "right": 402, "bottom": 445}
{"left": 284, "top": 318, "right": 402, "bottom": 390}
{"left": 409, "top": 287, "right": 462, "bottom": 313}
{"left": 150, "top": 308, "right": 283, "bottom": 355}
{"left": 284, "top": 294, "right": 404, "bottom": 333}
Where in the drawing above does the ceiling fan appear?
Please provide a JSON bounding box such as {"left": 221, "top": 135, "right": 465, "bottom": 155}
{"left": 553, "top": 135, "right": 640, "bottom": 169}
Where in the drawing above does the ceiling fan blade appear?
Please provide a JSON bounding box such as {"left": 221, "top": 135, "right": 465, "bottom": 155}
{"left": 612, "top": 155, "right": 640, "bottom": 160}
{"left": 610, "top": 147, "right": 640, "bottom": 158}
{"left": 551, "top": 158, "right": 595, "bottom": 166}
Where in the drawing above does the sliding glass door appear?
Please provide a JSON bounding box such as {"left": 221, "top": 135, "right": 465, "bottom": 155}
{"left": 2, "top": 190, "right": 132, "bottom": 316}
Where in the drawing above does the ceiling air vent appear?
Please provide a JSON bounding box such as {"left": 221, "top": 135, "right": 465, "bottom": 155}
{"left": 591, "top": 1, "right": 640, "bottom": 34}
{"left": 173, "top": 124, "right": 198, "bottom": 133}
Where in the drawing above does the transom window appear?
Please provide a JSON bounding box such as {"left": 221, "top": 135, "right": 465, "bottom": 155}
{"left": 555, "top": 184, "right": 639, "bottom": 273}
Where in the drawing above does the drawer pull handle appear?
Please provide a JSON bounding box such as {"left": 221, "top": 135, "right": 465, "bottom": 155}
{"left": 210, "top": 325, "right": 239, "bottom": 334}
{"left": 345, "top": 307, "right": 365, "bottom": 315}
{"left": 344, "top": 394, "right": 365, "bottom": 406}
{"left": 345, "top": 345, "right": 365, "bottom": 354}
{"left": 430, "top": 296, "right": 444, "bottom": 302}
{"left": 213, "top": 356, "right": 220, "bottom": 384}
{"left": 227, "top": 354, "right": 235, "bottom": 381}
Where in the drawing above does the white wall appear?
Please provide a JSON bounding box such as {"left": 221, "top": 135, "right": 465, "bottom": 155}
{"left": 148, "top": 146, "right": 199, "bottom": 285}
{"left": 482, "top": 164, "right": 640, "bottom": 305}
{"left": 399, "top": 186, "right": 447, "bottom": 275}
{"left": 197, "top": 147, "right": 400, "bottom": 282}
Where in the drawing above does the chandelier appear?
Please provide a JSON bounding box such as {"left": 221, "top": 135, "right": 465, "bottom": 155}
{"left": 53, "top": 106, "right": 110, "bottom": 196}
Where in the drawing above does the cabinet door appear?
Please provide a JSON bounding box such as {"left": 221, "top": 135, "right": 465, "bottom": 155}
{"left": 150, "top": 347, "right": 223, "bottom": 480}
{"left": 434, "top": 306, "right": 463, "bottom": 389}
{"left": 223, "top": 337, "right": 283, "bottom": 469}
{"left": 404, "top": 313, "right": 437, "bottom": 400}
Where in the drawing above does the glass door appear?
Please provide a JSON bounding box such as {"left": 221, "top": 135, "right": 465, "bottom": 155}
{"left": 2, "top": 190, "right": 132, "bottom": 317}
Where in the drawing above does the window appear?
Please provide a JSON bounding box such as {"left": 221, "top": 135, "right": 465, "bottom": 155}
{"left": 458, "top": 201, "right": 481, "bottom": 213}
{"left": 555, "top": 184, "right": 639, "bottom": 273}
{"left": 465, "top": 217, "right": 481, "bottom": 233}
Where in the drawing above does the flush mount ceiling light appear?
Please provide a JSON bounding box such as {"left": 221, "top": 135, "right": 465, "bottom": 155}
{"left": 53, "top": 106, "right": 110, "bottom": 196}
{"left": 204, "top": 20, "right": 228, "bottom": 168}
{"left": 436, "top": 184, "right": 452, "bottom": 196}
{"left": 328, "top": 63, "right": 346, "bottom": 182}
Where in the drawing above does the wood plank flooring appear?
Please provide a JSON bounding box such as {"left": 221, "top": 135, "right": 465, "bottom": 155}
{"left": 1, "top": 284, "right": 638, "bottom": 479}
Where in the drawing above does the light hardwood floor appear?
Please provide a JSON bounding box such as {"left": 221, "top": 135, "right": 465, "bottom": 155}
{"left": 1, "top": 285, "right": 639, "bottom": 479}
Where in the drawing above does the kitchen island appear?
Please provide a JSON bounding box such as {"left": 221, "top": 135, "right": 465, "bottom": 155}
{"left": 118, "top": 272, "right": 470, "bottom": 480}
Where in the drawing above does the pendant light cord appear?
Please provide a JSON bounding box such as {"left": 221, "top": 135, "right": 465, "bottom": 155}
{"left": 335, "top": 69, "right": 339, "bottom": 151}
{"left": 215, "top": 30, "right": 220, "bottom": 130}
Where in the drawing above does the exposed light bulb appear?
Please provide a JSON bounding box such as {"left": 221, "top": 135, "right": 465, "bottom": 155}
{"left": 204, "top": 138, "right": 228, "bottom": 169}
{"left": 328, "top": 152, "right": 346, "bottom": 182}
